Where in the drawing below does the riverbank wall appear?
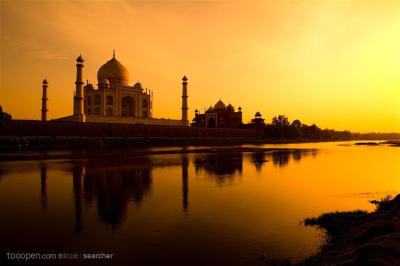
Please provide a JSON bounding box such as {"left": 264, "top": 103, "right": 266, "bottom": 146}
{"left": 0, "top": 120, "right": 264, "bottom": 138}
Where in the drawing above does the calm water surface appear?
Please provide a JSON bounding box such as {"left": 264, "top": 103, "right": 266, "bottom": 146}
{"left": 0, "top": 141, "right": 399, "bottom": 265}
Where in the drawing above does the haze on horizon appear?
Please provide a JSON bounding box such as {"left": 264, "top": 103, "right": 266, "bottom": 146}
{"left": 0, "top": 0, "right": 399, "bottom": 133}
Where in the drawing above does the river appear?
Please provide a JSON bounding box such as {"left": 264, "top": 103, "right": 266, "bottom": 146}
{"left": 0, "top": 141, "right": 399, "bottom": 265}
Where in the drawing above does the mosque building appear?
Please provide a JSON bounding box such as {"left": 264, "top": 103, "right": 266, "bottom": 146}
{"left": 191, "top": 100, "right": 243, "bottom": 128}
{"left": 42, "top": 51, "right": 189, "bottom": 126}
{"left": 251, "top": 111, "right": 265, "bottom": 127}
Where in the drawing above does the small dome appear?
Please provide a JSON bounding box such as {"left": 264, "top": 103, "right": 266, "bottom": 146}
{"left": 133, "top": 82, "right": 143, "bottom": 90}
{"left": 214, "top": 100, "right": 226, "bottom": 110}
{"left": 85, "top": 83, "right": 95, "bottom": 90}
{"left": 227, "top": 104, "right": 235, "bottom": 111}
{"left": 255, "top": 112, "right": 262, "bottom": 117}
{"left": 98, "top": 78, "right": 110, "bottom": 85}
{"left": 207, "top": 106, "right": 214, "bottom": 112}
{"left": 97, "top": 56, "right": 130, "bottom": 85}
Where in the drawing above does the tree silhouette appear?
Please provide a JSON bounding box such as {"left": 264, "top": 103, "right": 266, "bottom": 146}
{"left": 0, "top": 106, "right": 12, "bottom": 120}
{"left": 291, "top": 119, "right": 302, "bottom": 128}
{"left": 272, "top": 115, "right": 290, "bottom": 127}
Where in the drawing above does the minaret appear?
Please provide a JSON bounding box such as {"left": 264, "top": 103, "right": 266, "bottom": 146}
{"left": 181, "top": 75, "right": 189, "bottom": 126}
{"left": 73, "top": 55, "right": 85, "bottom": 122}
{"left": 41, "top": 79, "right": 48, "bottom": 121}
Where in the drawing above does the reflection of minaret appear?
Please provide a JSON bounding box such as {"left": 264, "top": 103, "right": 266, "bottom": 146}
{"left": 73, "top": 164, "right": 85, "bottom": 232}
{"left": 39, "top": 163, "right": 47, "bottom": 211}
{"left": 182, "top": 154, "right": 189, "bottom": 212}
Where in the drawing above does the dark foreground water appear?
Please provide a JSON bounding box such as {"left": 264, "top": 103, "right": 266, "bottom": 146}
{"left": 0, "top": 141, "right": 399, "bottom": 265}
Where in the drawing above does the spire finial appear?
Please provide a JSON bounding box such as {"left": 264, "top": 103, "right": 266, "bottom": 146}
{"left": 76, "top": 54, "right": 84, "bottom": 63}
{"left": 113, "top": 49, "right": 115, "bottom": 59}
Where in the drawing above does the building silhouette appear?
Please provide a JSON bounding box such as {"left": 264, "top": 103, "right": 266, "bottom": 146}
{"left": 251, "top": 112, "right": 265, "bottom": 127}
{"left": 46, "top": 52, "right": 188, "bottom": 126}
{"left": 192, "top": 100, "right": 242, "bottom": 128}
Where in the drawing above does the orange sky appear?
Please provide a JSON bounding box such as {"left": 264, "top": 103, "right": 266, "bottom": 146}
{"left": 1, "top": 0, "right": 399, "bottom": 132}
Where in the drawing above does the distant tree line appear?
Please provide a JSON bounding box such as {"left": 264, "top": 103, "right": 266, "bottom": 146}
{"left": 0, "top": 105, "right": 12, "bottom": 121}
{"left": 262, "top": 115, "right": 400, "bottom": 140}
{"left": 0, "top": 106, "right": 398, "bottom": 141}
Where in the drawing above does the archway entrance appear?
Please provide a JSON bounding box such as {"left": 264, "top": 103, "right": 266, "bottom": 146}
{"left": 106, "top": 108, "right": 113, "bottom": 116}
{"left": 121, "top": 96, "right": 135, "bottom": 117}
{"left": 208, "top": 116, "right": 216, "bottom": 128}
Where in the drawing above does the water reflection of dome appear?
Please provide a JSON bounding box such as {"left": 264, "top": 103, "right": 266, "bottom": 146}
{"left": 73, "top": 163, "right": 152, "bottom": 230}
{"left": 194, "top": 153, "right": 243, "bottom": 185}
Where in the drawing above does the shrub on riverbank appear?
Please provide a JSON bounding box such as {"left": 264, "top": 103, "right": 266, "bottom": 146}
{"left": 300, "top": 194, "right": 400, "bottom": 265}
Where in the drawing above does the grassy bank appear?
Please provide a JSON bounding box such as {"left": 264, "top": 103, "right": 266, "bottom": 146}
{"left": 298, "top": 194, "right": 400, "bottom": 265}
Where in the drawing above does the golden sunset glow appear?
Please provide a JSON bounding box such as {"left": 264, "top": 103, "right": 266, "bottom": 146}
{"left": 1, "top": 0, "right": 399, "bottom": 132}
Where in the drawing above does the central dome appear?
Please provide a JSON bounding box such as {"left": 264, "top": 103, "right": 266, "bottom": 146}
{"left": 214, "top": 100, "right": 226, "bottom": 110}
{"left": 97, "top": 56, "right": 130, "bottom": 85}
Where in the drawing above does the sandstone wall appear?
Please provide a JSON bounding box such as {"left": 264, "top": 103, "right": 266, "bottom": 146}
{"left": 0, "top": 120, "right": 264, "bottom": 138}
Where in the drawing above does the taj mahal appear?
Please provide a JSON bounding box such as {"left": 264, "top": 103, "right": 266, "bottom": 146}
{"left": 39, "top": 51, "right": 264, "bottom": 129}
{"left": 42, "top": 51, "right": 189, "bottom": 126}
